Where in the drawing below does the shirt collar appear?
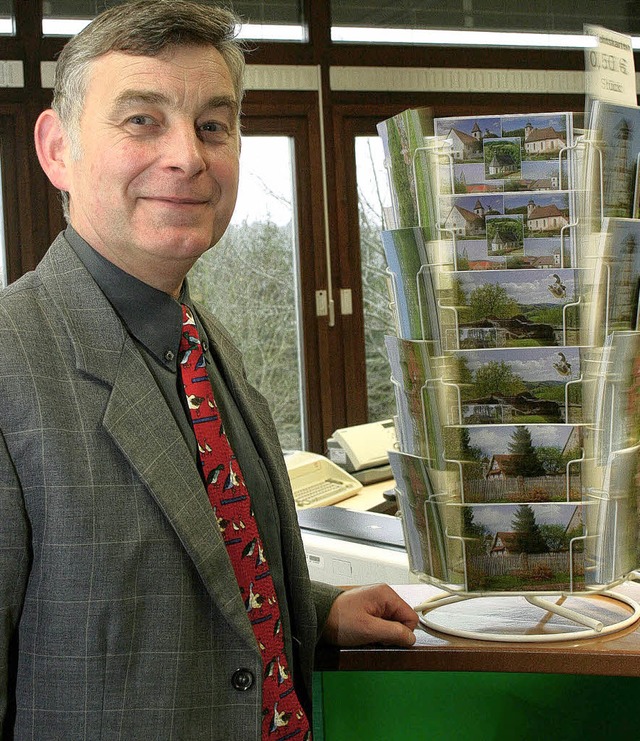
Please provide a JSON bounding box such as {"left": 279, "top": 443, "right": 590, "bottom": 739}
{"left": 65, "top": 225, "right": 189, "bottom": 370}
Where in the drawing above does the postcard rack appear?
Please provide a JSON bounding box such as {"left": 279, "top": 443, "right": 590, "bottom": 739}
{"left": 378, "top": 107, "right": 640, "bottom": 641}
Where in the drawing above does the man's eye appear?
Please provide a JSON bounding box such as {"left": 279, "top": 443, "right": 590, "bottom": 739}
{"left": 200, "top": 122, "right": 227, "bottom": 134}
{"left": 128, "top": 115, "right": 154, "bottom": 126}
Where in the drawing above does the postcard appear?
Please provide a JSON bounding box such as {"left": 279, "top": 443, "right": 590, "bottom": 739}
{"left": 382, "top": 228, "right": 442, "bottom": 342}
{"left": 586, "top": 100, "right": 640, "bottom": 220}
{"left": 377, "top": 107, "right": 437, "bottom": 234}
{"left": 435, "top": 112, "right": 573, "bottom": 196}
{"left": 385, "top": 335, "right": 446, "bottom": 461}
{"left": 634, "top": 156, "right": 640, "bottom": 219}
{"left": 449, "top": 502, "right": 585, "bottom": 592}
{"left": 483, "top": 137, "right": 522, "bottom": 182}
{"left": 389, "top": 449, "right": 464, "bottom": 584}
{"left": 585, "top": 218, "right": 640, "bottom": 343}
{"left": 434, "top": 116, "right": 502, "bottom": 165}
{"left": 446, "top": 346, "right": 584, "bottom": 425}
{"left": 438, "top": 191, "right": 574, "bottom": 270}
{"left": 443, "top": 424, "right": 583, "bottom": 504}
{"left": 581, "top": 334, "right": 640, "bottom": 586}
{"left": 585, "top": 332, "right": 640, "bottom": 476}
{"left": 585, "top": 451, "right": 639, "bottom": 588}
{"left": 439, "top": 268, "right": 580, "bottom": 350}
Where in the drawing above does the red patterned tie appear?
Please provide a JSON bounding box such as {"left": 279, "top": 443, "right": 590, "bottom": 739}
{"left": 179, "top": 305, "right": 311, "bottom": 740}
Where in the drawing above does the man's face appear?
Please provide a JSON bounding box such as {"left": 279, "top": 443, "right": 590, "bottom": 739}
{"left": 62, "top": 45, "right": 240, "bottom": 290}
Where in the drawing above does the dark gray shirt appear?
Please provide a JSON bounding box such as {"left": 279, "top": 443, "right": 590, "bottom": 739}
{"left": 65, "top": 226, "right": 294, "bottom": 670}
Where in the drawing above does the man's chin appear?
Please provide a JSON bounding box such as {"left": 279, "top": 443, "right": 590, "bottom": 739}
{"left": 148, "top": 229, "right": 218, "bottom": 258}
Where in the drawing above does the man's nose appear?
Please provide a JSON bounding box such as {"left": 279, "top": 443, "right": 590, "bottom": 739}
{"left": 163, "top": 123, "right": 207, "bottom": 177}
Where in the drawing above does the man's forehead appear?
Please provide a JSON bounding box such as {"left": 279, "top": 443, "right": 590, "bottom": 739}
{"left": 86, "top": 46, "right": 236, "bottom": 101}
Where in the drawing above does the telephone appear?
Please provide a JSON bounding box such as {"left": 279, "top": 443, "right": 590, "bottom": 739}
{"left": 327, "top": 419, "right": 397, "bottom": 472}
{"left": 284, "top": 451, "right": 362, "bottom": 509}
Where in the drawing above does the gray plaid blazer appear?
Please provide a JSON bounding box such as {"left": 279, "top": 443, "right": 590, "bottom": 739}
{"left": 0, "top": 234, "right": 339, "bottom": 740}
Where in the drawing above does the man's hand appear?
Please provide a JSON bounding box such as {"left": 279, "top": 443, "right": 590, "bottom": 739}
{"left": 321, "top": 584, "right": 419, "bottom": 647}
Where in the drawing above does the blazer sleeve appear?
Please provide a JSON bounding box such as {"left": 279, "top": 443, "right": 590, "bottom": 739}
{"left": 311, "top": 580, "right": 343, "bottom": 642}
{"left": 0, "top": 428, "right": 30, "bottom": 734}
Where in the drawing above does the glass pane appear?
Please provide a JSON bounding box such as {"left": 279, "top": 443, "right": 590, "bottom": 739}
{"left": 188, "top": 136, "right": 305, "bottom": 450}
{"left": 332, "top": 0, "right": 639, "bottom": 36}
{"left": 0, "top": 0, "right": 14, "bottom": 35}
{"left": 355, "top": 136, "right": 397, "bottom": 423}
{"left": 42, "top": 0, "right": 305, "bottom": 40}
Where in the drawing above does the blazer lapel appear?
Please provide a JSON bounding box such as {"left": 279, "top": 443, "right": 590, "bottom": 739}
{"left": 104, "top": 345, "right": 256, "bottom": 645}
{"left": 38, "top": 235, "right": 257, "bottom": 649}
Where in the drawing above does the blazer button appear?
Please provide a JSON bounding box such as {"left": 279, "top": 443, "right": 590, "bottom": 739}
{"left": 231, "top": 668, "right": 255, "bottom": 691}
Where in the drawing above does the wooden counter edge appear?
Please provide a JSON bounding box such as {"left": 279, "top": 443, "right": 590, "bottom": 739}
{"left": 315, "top": 581, "right": 640, "bottom": 677}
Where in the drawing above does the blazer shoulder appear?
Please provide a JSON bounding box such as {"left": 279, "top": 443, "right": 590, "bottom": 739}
{"left": 0, "top": 268, "right": 51, "bottom": 348}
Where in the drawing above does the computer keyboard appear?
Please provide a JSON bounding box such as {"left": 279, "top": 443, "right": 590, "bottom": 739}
{"left": 293, "top": 478, "right": 358, "bottom": 508}
{"left": 285, "top": 451, "right": 362, "bottom": 509}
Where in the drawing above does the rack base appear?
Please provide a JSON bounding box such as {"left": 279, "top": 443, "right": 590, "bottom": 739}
{"left": 417, "top": 591, "right": 640, "bottom": 643}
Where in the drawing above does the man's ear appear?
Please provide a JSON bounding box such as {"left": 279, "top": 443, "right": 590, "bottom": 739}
{"left": 34, "top": 109, "right": 73, "bottom": 191}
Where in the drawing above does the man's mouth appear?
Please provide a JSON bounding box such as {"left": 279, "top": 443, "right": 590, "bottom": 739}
{"left": 144, "top": 196, "right": 211, "bottom": 205}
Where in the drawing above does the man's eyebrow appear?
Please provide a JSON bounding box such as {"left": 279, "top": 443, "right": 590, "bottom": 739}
{"left": 202, "top": 95, "right": 240, "bottom": 120}
{"left": 110, "top": 90, "right": 171, "bottom": 115}
{"left": 110, "top": 91, "right": 239, "bottom": 119}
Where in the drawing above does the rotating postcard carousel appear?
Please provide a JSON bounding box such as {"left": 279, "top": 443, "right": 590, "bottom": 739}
{"left": 377, "top": 105, "right": 640, "bottom": 641}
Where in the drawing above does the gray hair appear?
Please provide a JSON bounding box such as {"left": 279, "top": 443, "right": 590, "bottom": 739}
{"left": 52, "top": 0, "right": 245, "bottom": 219}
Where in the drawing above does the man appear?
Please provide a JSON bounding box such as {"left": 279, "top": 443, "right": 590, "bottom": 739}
{"left": 0, "top": 1, "right": 418, "bottom": 738}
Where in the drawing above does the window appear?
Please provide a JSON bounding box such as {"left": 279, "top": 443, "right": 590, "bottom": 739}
{"left": 225, "top": 0, "right": 306, "bottom": 40}
{"left": 188, "top": 135, "right": 306, "bottom": 449}
{"left": 0, "top": 110, "right": 33, "bottom": 287}
{"left": 0, "top": 0, "right": 13, "bottom": 35}
{"left": 42, "top": 0, "right": 126, "bottom": 35}
{"left": 42, "top": 0, "right": 306, "bottom": 40}
{"left": 331, "top": 0, "right": 638, "bottom": 35}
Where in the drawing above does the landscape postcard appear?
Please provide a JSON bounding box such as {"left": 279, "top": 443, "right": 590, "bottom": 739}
{"left": 389, "top": 449, "right": 464, "bottom": 584}
{"left": 439, "top": 267, "right": 580, "bottom": 350}
{"left": 443, "top": 424, "right": 583, "bottom": 504}
{"left": 381, "top": 227, "right": 443, "bottom": 341}
{"left": 483, "top": 137, "right": 522, "bottom": 182}
{"left": 449, "top": 502, "right": 585, "bottom": 592}
{"left": 377, "top": 107, "right": 437, "bottom": 235}
{"left": 445, "top": 346, "right": 584, "bottom": 425}
{"left": 385, "top": 335, "right": 444, "bottom": 461}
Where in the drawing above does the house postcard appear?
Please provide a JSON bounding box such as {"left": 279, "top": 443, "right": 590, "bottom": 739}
{"left": 443, "top": 424, "right": 583, "bottom": 505}
{"left": 445, "top": 346, "right": 584, "bottom": 426}
{"left": 448, "top": 502, "right": 585, "bottom": 592}
{"left": 438, "top": 190, "right": 574, "bottom": 270}
{"left": 438, "top": 267, "right": 581, "bottom": 350}
{"left": 434, "top": 112, "right": 573, "bottom": 197}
